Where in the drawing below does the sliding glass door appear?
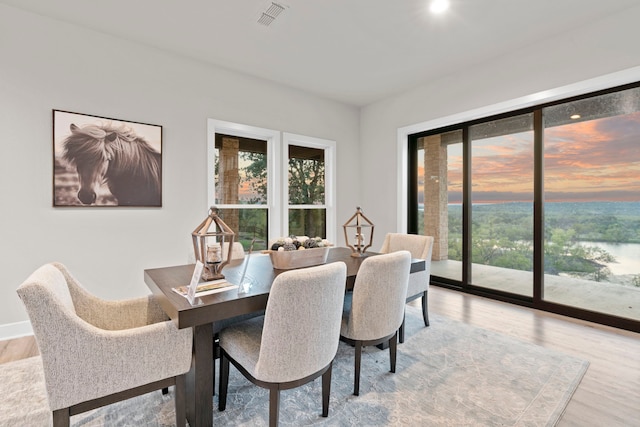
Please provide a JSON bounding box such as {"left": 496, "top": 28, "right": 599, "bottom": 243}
{"left": 543, "top": 87, "right": 640, "bottom": 320}
{"left": 409, "top": 83, "right": 640, "bottom": 332}
{"left": 413, "top": 130, "right": 463, "bottom": 282}
{"left": 470, "top": 114, "right": 534, "bottom": 296}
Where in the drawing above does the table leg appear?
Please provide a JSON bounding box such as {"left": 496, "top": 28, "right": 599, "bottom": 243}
{"left": 186, "top": 323, "right": 213, "bottom": 427}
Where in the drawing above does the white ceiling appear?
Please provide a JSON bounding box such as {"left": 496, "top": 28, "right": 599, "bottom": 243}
{"left": 2, "top": 0, "right": 638, "bottom": 107}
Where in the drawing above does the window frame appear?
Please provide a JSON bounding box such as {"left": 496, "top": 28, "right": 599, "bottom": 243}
{"left": 207, "top": 120, "right": 336, "bottom": 244}
{"left": 282, "top": 132, "right": 337, "bottom": 243}
{"left": 397, "top": 66, "right": 640, "bottom": 231}
{"left": 397, "top": 66, "right": 640, "bottom": 333}
{"left": 207, "top": 119, "right": 282, "bottom": 238}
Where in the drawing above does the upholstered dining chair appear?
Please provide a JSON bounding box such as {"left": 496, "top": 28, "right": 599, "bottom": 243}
{"left": 340, "top": 250, "right": 411, "bottom": 396}
{"left": 222, "top": 241, "right": 246, "bottom": 261}
{"left": 379, "top": 233, "right": 434, "bottom": 343}
{"left": 213, "top": 241, "right": 264, "bottom": 380}
{"left": 16, "top": 262, "right": 193, "bottom": 427}
{"left": 218, "top": 262, "right": 347, "bottom": 426}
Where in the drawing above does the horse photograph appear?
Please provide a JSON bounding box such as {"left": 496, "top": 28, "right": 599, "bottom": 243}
{"left": 53, "top": 110, "right": 162, "bottom": 207}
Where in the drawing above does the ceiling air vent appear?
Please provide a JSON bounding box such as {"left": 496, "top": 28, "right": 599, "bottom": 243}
{"left": 258, "top": 2, "right": 286, "bottom": 26}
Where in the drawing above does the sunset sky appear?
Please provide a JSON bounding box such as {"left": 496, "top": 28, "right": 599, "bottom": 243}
{"left": 432, "top": 112, "right": 640, "bottom": 204}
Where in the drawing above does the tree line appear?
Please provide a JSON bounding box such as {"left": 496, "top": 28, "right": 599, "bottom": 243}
{"left": 443, "top": 202, "right": 640, "bottom": 284}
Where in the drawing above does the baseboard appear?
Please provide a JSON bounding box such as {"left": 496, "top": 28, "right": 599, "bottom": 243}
{"left": 0, "top": 321, "right": 33, "bottom": 341}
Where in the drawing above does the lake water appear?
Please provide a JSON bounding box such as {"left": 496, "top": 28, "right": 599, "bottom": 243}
{"left": 580, "top": 241, "right": 640, "bottom": 276}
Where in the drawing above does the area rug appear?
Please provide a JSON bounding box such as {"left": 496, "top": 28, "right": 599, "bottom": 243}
{"left": 0, "top": 306, "right": 588, "bottom": 426}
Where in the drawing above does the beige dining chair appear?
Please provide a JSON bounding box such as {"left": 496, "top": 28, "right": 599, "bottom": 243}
{"left": 340, "top": 250, "right": 411, "bottom": 396}
{"left": 222, "top": 241, "right": 246, "bottom": 261}
{"left": 16, "top": 262, "right": 193, "bottom": 427}
{"left": 213, "top": 241, "right": 264, "bottom": 373}
{"left": 218, "top": 262, "right": 347, "bottom": 426}
{"left": 379, "top": 233, "right": 434, "bottom": 343}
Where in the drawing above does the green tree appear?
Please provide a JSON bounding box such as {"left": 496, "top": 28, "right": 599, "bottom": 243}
{"left": 239, "top": 151, "right": 326, "bottom": 237}
{"left": 457, "top": 211, "right": 616, "bottom": 281}
{"left": 544, "top": 228, "right": 615, "bottom": 282}
{"left": 240, "top": 152, "right": 267, "bottom": 203}
{"left": 288, "top": 158, "right": 324, "bottom": 205}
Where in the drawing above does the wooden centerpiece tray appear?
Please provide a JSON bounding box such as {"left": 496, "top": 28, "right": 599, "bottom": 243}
{"left": 263, "top": 246, "right": 330, "bottom": 270}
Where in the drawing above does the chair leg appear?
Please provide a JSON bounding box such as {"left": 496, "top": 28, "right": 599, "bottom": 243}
{"left": 218, "top": 351, "right": 229, "bottom": 411}
{"left": 212, "top": 333, "right": 220, "bottom": 396}
{"left": 269, "top": 388, "right": 280, "bottom": 427}
{"left": 175, "top": 374, "right": 186, "bottom": 427}
{"left": 354, "top": 341, "right": 362, "bottom": 396}
{"left": 322, "top": 362, "right": 332, "bottom": 417}
{"left": 390, "top": 331, "right": 398, "bottom": 373}
{"left": 399, "top": 313, "right": 406, "bottom": 344}
{"left": 422, "top": 291, "right": 429, "bottom": 327}
{"left": 53, "top": 408, "right": 70, "bottom": 427}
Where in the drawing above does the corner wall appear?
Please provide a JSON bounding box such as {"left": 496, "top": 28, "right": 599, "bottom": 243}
{"left": 0, "top": 5, "right": 360, "bottom": 333}
{"left": 360, "top": 4, "right": 640, "bottom": 238}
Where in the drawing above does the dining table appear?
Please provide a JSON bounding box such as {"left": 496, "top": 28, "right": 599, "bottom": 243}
{"left": 144, "top": 246, "right": 425, "bottom": 427}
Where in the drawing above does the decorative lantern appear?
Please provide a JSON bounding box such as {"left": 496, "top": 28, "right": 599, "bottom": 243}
{"left": 192, "top": 206, "right": 236, "bottom": 281}
{"left": 343, "top": 206, "right": 375, "bottom": 257}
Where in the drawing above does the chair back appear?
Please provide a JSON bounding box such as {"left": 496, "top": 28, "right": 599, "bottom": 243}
{"left": 380, "top": 233, "right": 434, "bottom": 262}
{"left": 380, "top": 233, "right": 433, "bottom": 297}
{"left": 256, "top": 262, "right": 347, "bottom": 383}
{"left": 16, "top": 264, "right": 80, "bottom": 348}
{"left": 344, "top": 250, "right": 411, "bottom": 340}
{"left": 222, "top": 241, "right": 246, "bottom": 261}
{"left": 16, "top": 264, "right": 83, "bottom": 408}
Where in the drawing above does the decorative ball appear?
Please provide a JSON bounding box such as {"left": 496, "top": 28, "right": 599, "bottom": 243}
{"left": 304, "top": 239, "right": 318, "bottom": 249}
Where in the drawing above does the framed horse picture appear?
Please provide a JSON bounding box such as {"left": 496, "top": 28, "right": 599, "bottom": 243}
{"left": 53, "top": 110, "right": 163, "bottom": 207}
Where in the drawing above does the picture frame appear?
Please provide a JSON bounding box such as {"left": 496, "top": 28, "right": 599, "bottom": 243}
{"left": 53, "top": 110, "right": 163, "bottom": 207}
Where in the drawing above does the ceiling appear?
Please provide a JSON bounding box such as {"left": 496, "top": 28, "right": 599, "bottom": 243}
{"left": 2, "top": 0, "right": 638, "bottom": 107}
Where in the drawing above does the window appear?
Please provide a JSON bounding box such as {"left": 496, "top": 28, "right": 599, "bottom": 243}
{"left": 543, "top": 87, "right": 640, "bottom": 315}
{"left": 208, "top": 120, "right": 280, "bottom": 251}
{"left": 208, "top": 120, "right": 336, "bottom": 250}
{"left": 283, "top": 133, "right": 336, "bottom": 241}
{"left": 469, "top": 114, "right": 534, "bottom": 296}
{"left": 403, "top": 81, "right": 640, "bottom": 333}
{"left": 411, "top": 130, "right": 463, "bottom": 281}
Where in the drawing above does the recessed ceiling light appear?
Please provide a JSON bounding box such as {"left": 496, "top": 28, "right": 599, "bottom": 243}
{"left": 570, "top": 114, "right": 581, "bottom": 120}
{"left": 430, "top": 0, "right": 450, "bottom": 14}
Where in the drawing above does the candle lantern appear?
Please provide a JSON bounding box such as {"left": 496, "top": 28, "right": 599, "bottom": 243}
{"left": 343, "top": 206, "right": 375, "bottom": 257}
{"left": 192, "top": 206, "right": 236, "bottom": 281}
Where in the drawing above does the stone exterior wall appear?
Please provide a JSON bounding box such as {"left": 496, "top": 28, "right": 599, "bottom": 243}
{"left": 219, "top": 137, "right": 240, "bottom": 233}
{"left": 422, "top": 135, "right": 448, "bottom": 261}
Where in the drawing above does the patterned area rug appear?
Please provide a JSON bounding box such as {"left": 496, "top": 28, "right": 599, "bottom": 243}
{"left": 0, "top": 306, "right": 588, "bottom": 426}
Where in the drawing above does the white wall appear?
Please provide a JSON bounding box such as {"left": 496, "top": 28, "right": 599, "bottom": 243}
{"left": 0, "top": 5, "right": 360, "bottom": 334}
{"left": 4, "top": 4, "right": 640, "bottom": 337}
{"left": 360, "top": 4, "right": 640, "bottom": 237}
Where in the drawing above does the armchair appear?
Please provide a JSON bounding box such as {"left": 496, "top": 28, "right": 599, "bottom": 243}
{"left": 16, "top": 262, "right": 192, "bottom": 427}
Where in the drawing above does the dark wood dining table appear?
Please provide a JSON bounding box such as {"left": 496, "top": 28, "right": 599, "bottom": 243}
{"left": 144, "top": 246, "right": 425, "bottom": 427}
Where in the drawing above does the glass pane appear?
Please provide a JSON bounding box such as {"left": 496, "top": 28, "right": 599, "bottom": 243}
{"left": 217, "top": 208, "right": 268, "bottom": 251}
{"left": 543, "top": 86, "right": 640, "bottom": 321}
{"left": 470, "top": 114, "right": 534, "bottom": 296}
{"left": 417, "top": 130, "right": 463, "bottom": 281}
{"left": 214, "top": 134, "right": 267, "bottom": 205}
{"left": 288, "top": 209, "right": 326, "bottom": 238}
{"left": 288, "top": 145, "right": 325, "bottom": 205}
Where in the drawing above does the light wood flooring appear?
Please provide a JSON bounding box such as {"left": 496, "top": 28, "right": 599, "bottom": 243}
{"left": 2, "top": 286, "right": 638, "bottom": 426}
